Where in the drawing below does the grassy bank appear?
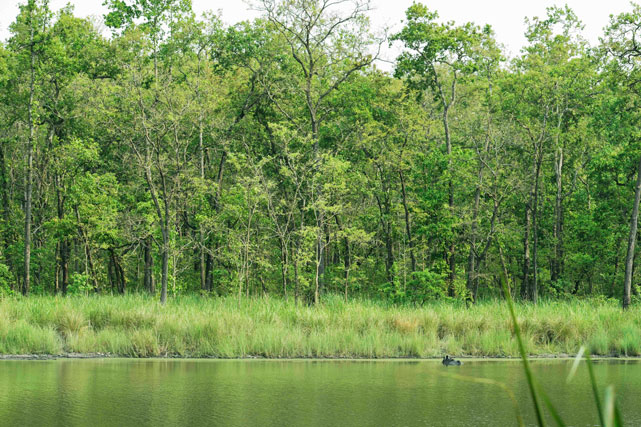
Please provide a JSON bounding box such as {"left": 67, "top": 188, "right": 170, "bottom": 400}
{"left": 0, "top": 295, "right": 639, "bottom": 358}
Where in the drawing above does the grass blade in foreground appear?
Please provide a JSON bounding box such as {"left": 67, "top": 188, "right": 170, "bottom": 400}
{"left": 501, "top": 266, "right": 545, "bottom": 426}
{"left": 498, "top": 250, "right": 546, "bottom": 427}
{"left": 585, "top": 352, "right": 606, "bottom": 426}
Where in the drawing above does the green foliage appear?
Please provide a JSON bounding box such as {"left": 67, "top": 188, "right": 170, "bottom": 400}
{"left": 0, "top": 0, "right": 641, "bottom": 309}
{"left": 407, "top": 269, "right": 448, "bottom": 302}
{"left": 68, "top": 273, "right": 93, "bottom": 295}
{"left": 0, "top": 264, "right": 14, "bottom": 296}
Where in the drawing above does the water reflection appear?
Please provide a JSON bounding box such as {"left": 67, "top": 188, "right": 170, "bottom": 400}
{"left": 0, "top": 359, "right": 639, "bottom": 426}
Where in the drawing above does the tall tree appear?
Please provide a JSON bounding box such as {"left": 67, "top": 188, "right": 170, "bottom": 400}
{"left": 603, "top": 3, "right": 641, "bottom": 309}
{"left": 8, "top": 0, "right": 52, "bottom": 295}
{"left": 104, "top": 0, "right": 193, "bottom": 303}
{"left": 257, "top": 0, "right": 380, "bottom": 303}
{"left": 393, "top": 2, "right": 494, "bottom": 296}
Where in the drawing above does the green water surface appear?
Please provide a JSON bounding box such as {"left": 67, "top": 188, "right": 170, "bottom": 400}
{"left": 0, "top": 359, "right": 639, "bottom": 426}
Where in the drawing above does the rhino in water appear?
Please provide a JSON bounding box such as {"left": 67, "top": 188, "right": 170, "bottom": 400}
{"left": 442, "top": 355, "right": 462, "bottom": 366}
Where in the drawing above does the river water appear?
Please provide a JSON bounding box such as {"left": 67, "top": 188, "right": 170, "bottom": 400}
{"left": 0, "top": 359, "right": 639, "bottom": 426}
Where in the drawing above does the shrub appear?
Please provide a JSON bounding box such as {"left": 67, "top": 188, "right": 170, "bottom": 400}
{"left": 0, "top": 263, "right": 15, "bottom": 296}
{"left": 68, "top": 273, "right": 93, "bottom": 295}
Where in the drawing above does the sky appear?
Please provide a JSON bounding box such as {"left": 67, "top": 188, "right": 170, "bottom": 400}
{"left": 0, "top": 0, "right": 636, "bottom": 65}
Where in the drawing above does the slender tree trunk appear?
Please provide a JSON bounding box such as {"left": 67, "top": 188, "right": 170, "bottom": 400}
{"left": 314, "top": 242, "right": 322, "bottom": 304}
{"left": 293, "top": 250, "right": 300, "bottom": 303}
{"left": 107, "top": 255, "right": 114, "bottom": 293}
{"left": 522, "top": 203, "right": 531, "bottom": 300}
{"left": 109, "top": 249, "right": 125, "bottom": 294}
{"left": 74, "top": 206, "right": 98, "bottom": 291}
{"left": 467, "top": 169, "right": 483, "bottom": 300}
{"left": 84, "top": 241, "right": 98, "bottom": 291}
{"left": 311, "top": 114, "right": 325, "bottom": 305}
{"left": 498, "top": 243, "right": 511, "bottom": 298}
{"left": 160, "top": 217, "right": 169, "bottom": 304}
{"left": 199, "top": 118, "right": 206, "bottom": 291}
{"left": 611, "top": 235, "right": 624, "bottom": 297}
{"left": 335, "top": 215, "right": 351, "bottom": 301}
{"left": 399, "top": 169, "right": 416, "bottom": 273}
{"left": 56, "top": 180, "right": 69, "bottom": 294}
{"left": 623, "top": 154, "right": 641, "bottom": 309}
{"left": 0, "top": 141, "right": 10, "bottom": 260}
{"left": 205, "top": 253, "right": 213, "bottom": 293}
{"left": 343, "top": 235, "right": 351, "bottom": 301}
{"left": 206, "top": 150, "right": 227, "bottom": 292}
{"left": 55, "top": 243, "right": 60, "bottom": 293}
{"left": 552, "top": 147, "right": 564, "bottom": 283}
{"left": 473, "top": 199, "right": 500, "bottom": 301}
{"left": 280, "top": 240, "right": 288, "bottom": 299}
{"left": 294, "top": 206, "right": 304, "bottom": 304}
{"left": 144, "top": 236, "right": 154, "bottom": 293}
{"left": 60, "top": 240, "right": 69, "bottom": 294}
{"left": 23, "top": 20, "right": 36, "bottom": 296}
{"left": 532, "top": 155, "right": 541, "bottom": 304}
{"left": 139, "top": 151, "right": 168, "bottom": 303}
{"left": 443, "top": 105, "right": 456, "bottom": 295}
{"left": 385, "top": 221, "right": 394, "bottom": 283}
{"left": 375, "top": 193, "right": 394, "bottom": 284}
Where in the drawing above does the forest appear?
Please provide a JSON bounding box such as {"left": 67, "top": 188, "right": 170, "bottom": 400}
{"left": 2, "top": 0, "right": 641, "bottom": 309}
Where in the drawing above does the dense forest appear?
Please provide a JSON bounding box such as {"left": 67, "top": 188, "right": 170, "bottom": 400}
{"left": 2, "top": 0, "right": 641, "bottom": 307}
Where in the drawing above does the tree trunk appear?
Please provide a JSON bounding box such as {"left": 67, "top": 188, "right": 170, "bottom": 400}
{"left": 611, "top": 235, "right": 624, "bottom": 297}
{"left": 144, "top": 236, "right": 154, "bottom": 293}
{"left": 314, "top": 238, "right": 322, "bottom": 304}
{"left": 293, "top": 249, "right": 300, "bottom": 303}
{"left": 335, "top": 215, "right": 351, "bottom": 301}
{"left": 160, "top": 220, "right": 169, "bottom": 304}
{"left": 498, "top": 243, "right": 511, "bottom": 299}
{"left": 74, "top": 206, "right": 98, "bottom": 291}
{"left": 205, "top": 253, "right": 213, "bottom": 292}
{"left": 0, "top": 141, "right": 10, "bottom": 260}
{"left": 532, "top": 155, "right": 541, "bottom": 304}
{"left": 206, "top": 150, "right": 227, "bottom": 293}
{"left": 467, "top": 169, "right": 482, "bottom": 300}
{"left": 522, "top": 203, "right": 531, "bottom": 300}
{"left": 552, "top": 147, "right": 564, "bottom": 283}
{"left": 375, "top": 193, "right": 394, "bottom": 284}
{"left": 399, "top": 169, "right": 416, "bottom": 273}
{"left": 199, "top": 118, "right": 206, "bottom": 291}
{"left": 56, "top": 180, "right": 69, "bottom": 294}
{"left": 60, "top": 240, "right": 69, "bottom": 294}
{"left": 280, "top": 239, "right": 288, "bottom": 299}
{"left": 109, "top": 249, "right": 126, "bottom": 294}
{"left": 623, "top": 154, "right": 641, "bottom": 310}
{"left": 23, "top": 20, "right": 36, "bottom": 296}
{"left": 311, "top": 115, "right": 326, "bottom": 305}
{"left": 443, "top": 104, "right": 456, "bottom": 296}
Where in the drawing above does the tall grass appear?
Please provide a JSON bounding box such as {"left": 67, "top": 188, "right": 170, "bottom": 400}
{"left": 498, "top": 266, "right": 623, "bottom": 426}
{"left": 0, "top": 294, "right": 639, "bottom": 358}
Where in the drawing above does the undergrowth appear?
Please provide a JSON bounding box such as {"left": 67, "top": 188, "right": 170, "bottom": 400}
{"left": 0, "top": 294, "right": 638, "bottom": 358}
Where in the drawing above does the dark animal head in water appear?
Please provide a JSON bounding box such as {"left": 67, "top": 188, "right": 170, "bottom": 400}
{"left": 442, "top": 355, "right": 462, "bottom": 366}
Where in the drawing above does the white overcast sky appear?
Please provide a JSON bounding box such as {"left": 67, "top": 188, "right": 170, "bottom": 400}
{"left": 0, "top": 0, "right": 636, "bottom": 65}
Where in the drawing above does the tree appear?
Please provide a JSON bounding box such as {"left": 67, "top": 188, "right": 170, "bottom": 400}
{"left": 603, "top": 3, "right": 641, "bottom": 309}
{"left": 256, "top": 0, "right": 380, "bottom": 303}
{"left": 393, "top": 2, "right": 495, "bottom": 297}
{"left": 103, "top": 0, "right": 193, "bottom": 303}
{"left": 8, "top": 0, "right": 52, "bottom": 295}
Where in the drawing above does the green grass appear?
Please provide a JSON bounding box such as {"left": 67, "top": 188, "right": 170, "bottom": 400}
{"left": 0, "top": 294, "right": 639, "bottom": 358}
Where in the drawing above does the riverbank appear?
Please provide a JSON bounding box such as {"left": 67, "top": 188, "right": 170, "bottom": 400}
{"left": 0, "top": 295, "right": 638, "bottom": 358}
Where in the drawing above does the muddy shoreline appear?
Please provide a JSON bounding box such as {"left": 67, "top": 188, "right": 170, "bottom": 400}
{"left": 2, "top": 353, "right": 639, "bottom": 361}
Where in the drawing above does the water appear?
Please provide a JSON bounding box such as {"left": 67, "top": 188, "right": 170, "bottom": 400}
{"left": 0, "top": 358, "right": 640, "bottom": 426}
